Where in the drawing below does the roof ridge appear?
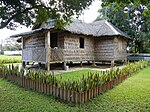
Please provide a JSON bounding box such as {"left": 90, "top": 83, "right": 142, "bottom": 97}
{"left": 105, "top": 21, "right": 120, "bottom": 35}
{"left": 11, "top": 19, "right": 130, "bottom": 39}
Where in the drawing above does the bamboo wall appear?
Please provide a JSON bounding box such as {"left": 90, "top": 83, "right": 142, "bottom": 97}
{"left": 114, "top": 37, "right": 127, "bottom": 61}
{"left": 22, "top": 31, "right": 127, "bottom": 64}
{"left": 51, "top": 48, "right": 64, "bottom": 62}
{"left": 22, "top": 48, "right": 46, "bottom": 62}
{"left": 94, "top": 37, "right": 114, "bottom": 61}
{"left": 22, "top": 33, "right": 46, "bottom": 62}
{"left": 94, "top": 37, "right": 127, "bottom": 62}
{"left": 63, "top": 34, "right": 95, "bottom": 62}
{"left": 23, "top": 33, "right": 45, "bottom": 49}
{"left": 50, "top": 32, "right": 64, "bottom": 62}
{"left": 23, "top": 32, "right": 65, "bottom": 63}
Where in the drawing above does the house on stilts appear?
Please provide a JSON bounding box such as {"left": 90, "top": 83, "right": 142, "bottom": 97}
{"left": 11, "top": 19, "right": 130, "bottom": 70}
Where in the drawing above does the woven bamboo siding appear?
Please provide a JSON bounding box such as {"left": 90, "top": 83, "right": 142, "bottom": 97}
{"left": 24, "top": 33, "right": 45, "bottom": 49}
{"left": 94, "top": 37, "right": 114, "bottom": 61}
{"left": 22, "top": 48, "right": 46, "bottom": 62}
{"left": 114, "top": 37, "right": 127, "bottom": 61}
{"left": 63, "top": 34, "right": 94, "bottom": 62}
{"left": 32, "top": 48, "right": 46, "bottom": 62}
{"left": 84, "top": 36, "right": 95, "bottom": 61}
{"left": 22, "top": 33, "right": 46, "bottom": 62}
{"left": 22, "top": 49, "right": 33, "bottom": 61}
{"left": 50, "top": 32, "right": 64, "bottom": 62}
{"left": 51, "top": 48, "right": 64, "bottom": 62}
{"left": 23, "top": 36, "right": 33, "bottom": 49}
{"left": 22, "top": 31, "right": 127, "bottom": 64}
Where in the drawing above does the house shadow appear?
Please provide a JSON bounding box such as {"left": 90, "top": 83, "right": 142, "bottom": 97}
{"left": 25, "top": 61, "right": 124, "bottom": 72}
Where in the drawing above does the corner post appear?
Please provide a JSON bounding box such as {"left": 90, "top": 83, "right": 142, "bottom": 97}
{"left": 124, "top": 58, "right": 127, "bottom": 65}
{"left": 111, "top": 60, "right": 115, "bottom": 67}
{"left": 22, "top": 61, "right": 25, "bottom": 68}
{"left": 80, "top": 61, "right": 83, "bottom": 67}
{"left": 38, "top": 62, "right": 42, "bottom": 68}
{"left": 45, "top": 31, "right": 51, "bottom": 71}
{"left": 92, "top": 60, "right": 96, "bottom": 66}
{"left": 21, "top": 37, "right": 25, "bottom": 68}
{"left": 63, "top": 62, "right": 67, "bottom": 70}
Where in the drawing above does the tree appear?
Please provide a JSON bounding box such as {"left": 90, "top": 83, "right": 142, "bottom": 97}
{"left": 2, "top": 44, "right": 21, "bottom": 51}
{"left": 96, "top": 3, "right": 150, "bottom": 53}
{"left": 101, "top": 0, "right": 150, "bottom": 18}
{"left": 0, "top": 0, "right": 94, "bottom": 30}
{"left": 101, "top": 0, "right": 150, "bottom": 9}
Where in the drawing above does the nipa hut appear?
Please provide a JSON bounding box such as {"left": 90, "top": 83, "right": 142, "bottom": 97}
{"left": 11, "top": 19, "right": 130, "bottom": 70}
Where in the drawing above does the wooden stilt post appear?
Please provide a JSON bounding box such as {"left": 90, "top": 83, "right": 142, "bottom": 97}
{"left": 63, "top": 62, "right": 67, "bottom": 70}
{"left": 22, "top": 61, "right": 25, "bottom": 68}
{"left": 92, "top": 61, "right": 96, "bottom": 67}
{"left": 80, "top": 61, "right": 83, "bottom": 67}
{"left": 87, "top": 61, "right": 90, "bottom": 65}
{"left": 27, "top": 62, "right": 29, "bottom": 65}
{"left": 45, "top": 31, "right": 51, "bottom": 71}
{"left": 21, "top": 37, "right": 25, "bottom": 68}
{"left": 111, "top": 60, "right": 114, "bottom": 67}
{"left": 102, "top": 61, "right": 105, "bottom": 65}
{"left": 38, "top": 62, "right": 42, "bottom": 68}
{"left": 47, "top": 63, "right": 50, "bottom": 71}
{"left": 124, "top": 58, "right": 127, "bottom": 65}
{"left": 70, "top": 61, "right": 73, "bottom": 66}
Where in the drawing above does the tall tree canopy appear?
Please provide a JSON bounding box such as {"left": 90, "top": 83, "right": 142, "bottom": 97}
{"left": 102, "top": 0, "right": 149, "bottom": 5}
{"left": 0, "top": 0, "right": 94, "bottom": 30}
{"left": 97, "top": 2, "right": 150, "bottom": 53}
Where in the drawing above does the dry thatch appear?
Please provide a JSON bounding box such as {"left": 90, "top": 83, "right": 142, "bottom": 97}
{"left": 11, "top": 19, "right": 130, "bottom": 39}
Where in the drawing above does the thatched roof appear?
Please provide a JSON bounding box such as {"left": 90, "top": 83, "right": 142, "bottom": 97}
{"left": 11, "top": 19, "right": 130, "bottom": 39}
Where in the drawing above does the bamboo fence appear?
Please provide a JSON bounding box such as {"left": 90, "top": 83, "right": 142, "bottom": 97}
{"left": 0, "top": 73, "right": 128, "bottom": 104}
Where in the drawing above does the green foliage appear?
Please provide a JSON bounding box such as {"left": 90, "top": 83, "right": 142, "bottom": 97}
{"left": 0, "top": 64, "right": 23, "bottom": 77}
{"left": 1, "top": 66, "right": 150, "bottom": 111}
{"left": 0, "top": 0, "right": 94, "bottom": 29}
{"left": 0, "top": 59, "right": 21, "bottom": 64}
{"left": 0, "top": 55, "right": 21, "bottom": 64}
{"left": 55, "top": 70, "right": 102, "bottom": 82}
{"left": 0, "top": 61, "right": 148, "bottom": 92}
{"left": 2, "top": 44, "right": 21, "bottom": 51}
{"left": 101, "top": 0, "right": 150, "bottom": 10}
{"left": 98, "top": 2, "right": 150, "bottom": 53}
{"left": 122, "top": 61, "right": 148, "bottom": 76}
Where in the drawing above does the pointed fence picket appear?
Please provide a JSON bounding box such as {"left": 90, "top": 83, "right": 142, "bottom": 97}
{"left": 0, "top": 72, "right": 129, "bottom": 104}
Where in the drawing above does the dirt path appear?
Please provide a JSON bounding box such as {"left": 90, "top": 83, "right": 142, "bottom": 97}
{"left": 50, "top": 65, "right": 125, "bottom": 75}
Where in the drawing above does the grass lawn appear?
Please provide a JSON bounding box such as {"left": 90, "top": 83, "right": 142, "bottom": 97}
{"left": 0, "top": 67, "right": 150, "bottom": 112}
{"left": 0, "top": 55, "right": 21, "bottom": 60}
{"left": 0, "top": 55, "right": 21, "bottom": 64}
{"left": 56, "top": 70, "right": 102, "bottom": 81}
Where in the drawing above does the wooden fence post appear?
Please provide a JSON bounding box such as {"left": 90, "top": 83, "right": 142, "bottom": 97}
{"left": 84, "top": 91, "right": 87, "bottom": 103}
{"left": 71, "top": 90, "right": 75, "bottom": 103}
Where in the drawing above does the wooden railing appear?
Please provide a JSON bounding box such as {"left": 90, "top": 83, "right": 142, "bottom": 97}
{"left": 22, "top": 48, "right": 46, "bottom": 62}
{"left": 51, "top": 48, "right": 64, "bottom": 62}
{"left": 22, "top": 48, "right": 64, "bottom": 63}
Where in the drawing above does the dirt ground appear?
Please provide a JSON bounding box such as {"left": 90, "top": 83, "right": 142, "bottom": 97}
{"left": 23, "top": 62, "right": 125, "bottom": 75}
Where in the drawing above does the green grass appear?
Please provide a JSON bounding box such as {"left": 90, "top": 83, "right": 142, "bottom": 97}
{"left": 3, "top": 63, "right": 21, "bottom": 66}
{"left": 0, "top": 55, "right": 21, "bottom": 64}
{"left": 0, "top": 67, "right": 150, "bottom": 112}
{"left": 0, "top": 55, "right": 21, "bottom": 60}
{"left": 56, "top": 70, "right": 102, "bottom": 81}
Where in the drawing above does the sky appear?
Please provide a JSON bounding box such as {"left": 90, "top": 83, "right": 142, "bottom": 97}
{"left": 0, "top": 0, "right": 102, "bottom": 43}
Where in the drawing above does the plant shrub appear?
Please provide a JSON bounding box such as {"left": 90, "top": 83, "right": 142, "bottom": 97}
{"left": 0, "top": 61, "right": 148, "bottom": 92}
{"left": 0, "top": 59, "right": 21, "bottom": 64}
